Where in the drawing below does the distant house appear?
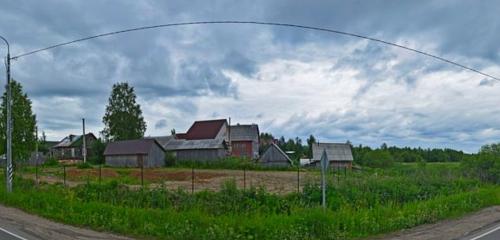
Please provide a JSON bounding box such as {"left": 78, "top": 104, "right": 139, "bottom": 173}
{"left": 176, "top": 119, "right": 229, "bottom": 141}
{"left": 104, "top": 139, "right": 165, "bottom": 168}
{"left": 311, "top": 143, "right": 353, "bottom": 168}
{"left": 158, "top": 119, "right": 229, "bottom": 162}
{"left": 230, "top": 124, "right": 259, "bottom": 159}
{"left": 259, "top": 143, "right": 292, "bottom": 167}
{"left": 50, "top": 133, "right": 97, "bottom": 160}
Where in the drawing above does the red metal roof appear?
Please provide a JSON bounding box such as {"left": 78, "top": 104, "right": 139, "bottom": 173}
{"left": 180, "top": 119, "right": 227, "bottom": 140}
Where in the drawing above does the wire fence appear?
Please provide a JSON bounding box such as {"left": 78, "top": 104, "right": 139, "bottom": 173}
{"left": 9, "top": 163, "right": 355, "bottom": 194}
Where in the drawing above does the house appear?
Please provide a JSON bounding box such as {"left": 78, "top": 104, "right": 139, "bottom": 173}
{"left": 311, "top": 143, "right": 353, "bottom": 168}
{"left": 176, "top": 119, "right": 229, "bottom": 141}
{"left": 104, "top": 139, "right": 165, "bottom": 168}
{"left": 50, "top": 133, "right": 97, "bottom": 160}
{"left": 156, "top": 119, "right": 229, "bottom": 162}
{"left": 259, "top": 143, "right": 292, "bottom": 167}
{"left": 230, "top": 124, "right": 259, "bottom": 159}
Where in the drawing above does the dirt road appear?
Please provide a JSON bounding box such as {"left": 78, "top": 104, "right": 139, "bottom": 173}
{"left": 0, "top": 204, "right": 131, "bottom": 240}
{"left": 377, "top": 206, "right": 500, "bottom": 240}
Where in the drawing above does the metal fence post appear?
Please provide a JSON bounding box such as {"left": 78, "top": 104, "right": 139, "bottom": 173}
{"left": 141, "top": 163, "right": 144, "bottom": 187}
{"left": 63, "top": 165, "right": 66, "bottom": 187}
{"left": 191, "top": 167, "right": 194, "bottom": 194}
{"left": 297, "top": 166, "right": 300, "bottom": 193}
{"left": 35, "top": 162, "right": 39, "bottom": 185}
{"left": 243, "top": 167, "right": 246, "bottom": 190}
{"left": 99, "top": 164, "right": 102, "bottom": 184}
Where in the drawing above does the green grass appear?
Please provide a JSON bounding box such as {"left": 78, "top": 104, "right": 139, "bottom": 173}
{"left": 0, "top": 164, "right": 499, "bottom": 239}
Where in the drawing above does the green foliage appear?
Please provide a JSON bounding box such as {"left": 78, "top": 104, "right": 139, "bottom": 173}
{"left": 0, "top": 80, "right": 37, "bottom": 162}
{"left": 42, "top": 156, "right": 59, "bottom": 167}
{"left": 76, "top": 162, "right": 93, "bottom": 169}
{"left": 102, "top": 82, "right": 146, "bottom": 141}
{"left": 0, "top": 166, "right": 498, "bottom": 240}
{"left": 89, "top": 138, "right": 106, "bottom": 164}
{"left": 360, "top": 149, "right": 394, "bottom": 168}
{"left": 164, "top": 151, "right": 176, "bottom": 167}
{"left": 462, "top": 153, "right": 500, "bottom": 184}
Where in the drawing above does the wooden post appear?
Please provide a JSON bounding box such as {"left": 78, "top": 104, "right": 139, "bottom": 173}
{"left": 35, "top": 161, "right": 38, "bottom": 185}
{"left": 99, "top": 164, "right": 102, "bottom": 184}
{"left": 140, "top": 155, "right": 144, "bottom": 187}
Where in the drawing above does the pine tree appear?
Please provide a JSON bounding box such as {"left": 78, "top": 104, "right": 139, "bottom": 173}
{"left": 102, "top": 82, "right": 146, "bottom": 141}
{"left": 0, "top": 80, "right": 37, "bottom": 162}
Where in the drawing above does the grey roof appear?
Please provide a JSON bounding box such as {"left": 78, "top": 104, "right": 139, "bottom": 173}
{"left": 312, "top": 143, "right": 353, "bottom": 162}
{"left": 145, "top": 135, "right": 175, "bottom": 148}
{"left": 52, "top": 133, "right": 96, "bottom": 148}
{"left": 164, "top": 138, "right": 226, "bottom": 151}
{"left": 104, "top": 139, "right": 164, "bottom": 156}
{"left": 260, "top": 143, "right": 292, "bottom": 164}
{"left": 230, "top": 124, "right": 259, "bottom": 142}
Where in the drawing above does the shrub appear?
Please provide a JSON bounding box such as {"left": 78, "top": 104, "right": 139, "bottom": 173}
{"left": 76, "top": 162, "right": 93, "bottom": 169}
{"left": 164, "top": 151, "right": 176, "bottom": 167}
{"left": 42, "top": 157, "right": 59, "bottom": 167}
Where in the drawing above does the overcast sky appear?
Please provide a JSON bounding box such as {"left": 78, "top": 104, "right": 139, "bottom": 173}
{"left": 1, "top": 1, "right": 499, "bottom": 152}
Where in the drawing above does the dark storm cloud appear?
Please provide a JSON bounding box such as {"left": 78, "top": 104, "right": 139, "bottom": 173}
{"left": 1, "top": 0, "right": 499, "bottom": 151}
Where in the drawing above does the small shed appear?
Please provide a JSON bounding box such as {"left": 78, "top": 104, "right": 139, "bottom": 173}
{"left": 259, "top": 143, "right": 292, "bottom": 167}
{"left": 164, "top": 138, "right": 227, "bottom": 162}
{"left": 104, "top": 139, "right": 165, "bottom": 168}
{"left": 230, "top": 124, "right": 260, "bottom": 159}
{"left": 311, "top": 143, "right": 353, "bottom": 168}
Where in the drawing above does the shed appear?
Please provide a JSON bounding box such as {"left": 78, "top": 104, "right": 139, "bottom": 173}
{"left": 259, "top": 143, "right": 292, "bottom": 167}
{"left": 311, "top": 143, "right": 353, "bottom": 168}
{"left": 230, "top": 124, "right": 260, "bottom": 159}
{"left": 164, "top": 138, "right": 227, "bottom": 162}
{"left": 104, "top": 139, "right": 165, "bottom": 168}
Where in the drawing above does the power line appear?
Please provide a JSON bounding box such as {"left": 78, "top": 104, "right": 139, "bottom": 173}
{"left": 10, "top": 20, "right": 500, "bottom": 81}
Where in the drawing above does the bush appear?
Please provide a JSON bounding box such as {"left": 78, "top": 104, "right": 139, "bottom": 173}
{"left": 42, "top": 157, "right": 59, "bottom": 167}
{"left": 76, "top": 162, "right": 93, "bottom": 169}
{"left": 164, "top": 151, "right": 176, "bottom": 167}
{"left": 362, "top": 150, "right": 394, "bottom": 168}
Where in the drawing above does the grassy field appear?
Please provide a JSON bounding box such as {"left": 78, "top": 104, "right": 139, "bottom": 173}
{"left": 1, "top": 163, "right": 499, "bottom": 239}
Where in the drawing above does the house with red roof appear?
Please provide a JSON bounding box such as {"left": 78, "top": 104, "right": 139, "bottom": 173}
{"left": 160, "top": 119, "right": 230, "bottom": 162}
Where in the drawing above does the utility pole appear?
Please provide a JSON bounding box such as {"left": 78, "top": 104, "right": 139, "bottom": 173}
{"left": 82, "top": 118, "right": 86, "bottom": 163}
{"left": 1, "top": 36, "right": 12, "bottom": 193}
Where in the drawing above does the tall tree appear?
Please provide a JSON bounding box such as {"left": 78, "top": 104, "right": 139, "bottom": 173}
{"left": 306, "top": 135, "right": 316, "bottom": 158}
{"left": 102, "top": 82, "right": 146, "bottom": 141}
{"left": 0, "top": 80, "right": 37, "bottom": 162}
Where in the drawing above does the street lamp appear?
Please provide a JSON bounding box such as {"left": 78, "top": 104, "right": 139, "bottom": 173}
{"left": 0, "top": 35, "right": 13, "bottom": 193}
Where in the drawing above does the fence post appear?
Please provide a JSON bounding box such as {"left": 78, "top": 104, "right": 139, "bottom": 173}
{"left": 191, "top": 167, "right": 194, "bottom": 194}
{"left": 297, "top": 165, "right": 300, "bottom": 193}
{"left": 35, "top": 161, "right": 39, "bottom": 185}
{"left": 99, "top": 164, "right": 102, "bottom": 184}
{"left": 63, "top": 165, "right": 66, "bottom": 187}
{"left": 141, "top": 163, "right": 144, "bottom": 187}
{"left": 243, "top": 167, "right": 246, "bottom": 190}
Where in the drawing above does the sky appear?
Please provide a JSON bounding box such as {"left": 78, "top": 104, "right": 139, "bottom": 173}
{"left": 0, "top": 1, "right": 499, "bottom": 153}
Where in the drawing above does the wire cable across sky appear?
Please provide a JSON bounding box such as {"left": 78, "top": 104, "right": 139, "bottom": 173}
{"left": 10, "top": 20, "right": 500, "bottom": 81}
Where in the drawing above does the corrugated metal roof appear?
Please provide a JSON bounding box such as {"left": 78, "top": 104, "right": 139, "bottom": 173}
{"left": 52, "top": 133, "right": 96, "bottom": 148}
{"left": 312, "top": 143, "right": 353, "bottom": 162}
{"left": 145, "top": 135, "right": 175, "bottom": 148}
{"left": 104, "top": 139, "right": 163, "bottom": 156}
{"left": 260, "top": 143, "right": 292, "bottom": 164}
{"left": 180, "top": 119, "right": 227, "bottom": 140}
{"left": 230, "top": 124, "right": 259, "bottom": 142}
{"left": 164, "top": 138, "right": 226, "bottom": 150}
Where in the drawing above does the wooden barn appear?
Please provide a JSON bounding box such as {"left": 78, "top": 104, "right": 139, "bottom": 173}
{"left": 259, "top": 143, "right": 292, "bottom": 167}
{"left": 164, "top": 138, "right": 227, "bottom": 162}
{"left": 50, "top": 133, "right": 97, "bottom": 161}
{"left": 230, "top": 124, "right": 260, "bottom": 159}
{"left": 104, "top": 139, "right": 165, "bottom": 168}
{"left": 311, "top": 143, "right": 353, "bottom": 168}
